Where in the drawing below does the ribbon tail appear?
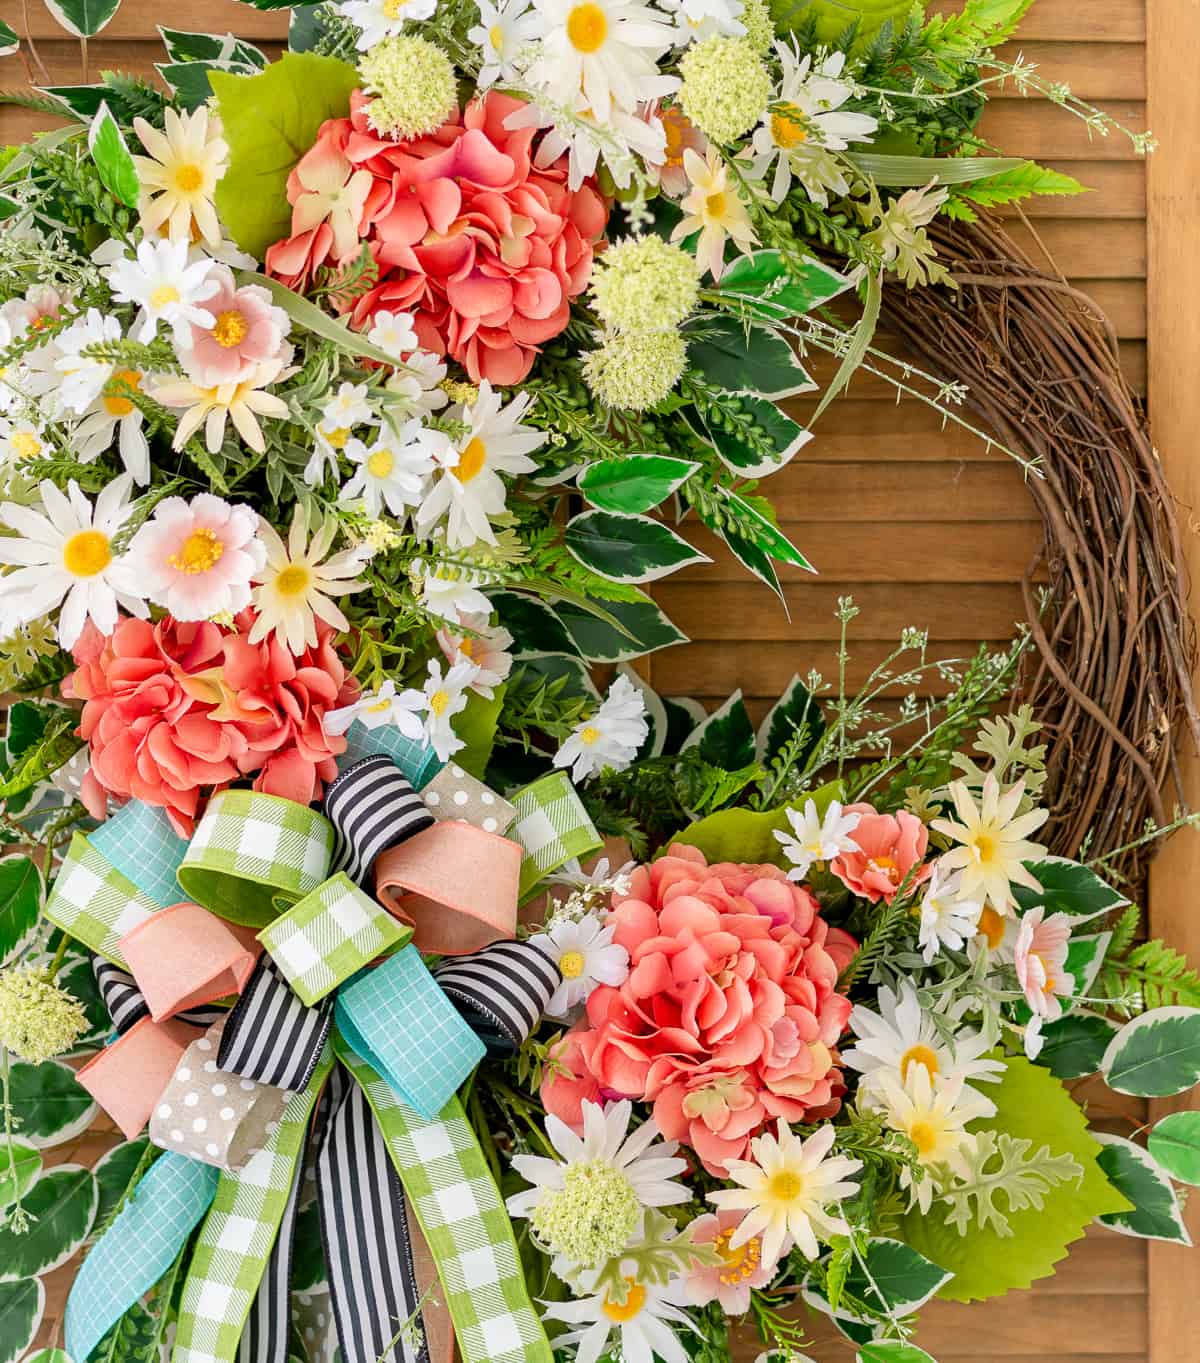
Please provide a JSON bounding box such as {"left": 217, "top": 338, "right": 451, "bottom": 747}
{"left": 237, "top": 1146, "right": 303, "bottom": 1363}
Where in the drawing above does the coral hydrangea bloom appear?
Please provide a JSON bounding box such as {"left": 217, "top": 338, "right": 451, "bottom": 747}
{"left": 541, "top": 844, "right": 854, "bottom": 1174}
{"left": 829, "top": 802, "right": 931, "bottom": 903}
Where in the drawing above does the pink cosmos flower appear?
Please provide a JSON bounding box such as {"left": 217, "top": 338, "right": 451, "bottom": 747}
{"left": 1014, "top": 906, "right": 1073, "bottom": 1056}
{"left": 685, "top": 1209, "right": 781, "bottom": 1313}
{"left": 646, "top": 103, "right": 707, "bottom": 199}
{"left": 830, "top": 803, "right": 931, "bottom": 903}
{"left": 435, "top": 613, "right": 514, "bottom": 698}
{"left": 176, "top": 267, "right": 291, "bottom": 387}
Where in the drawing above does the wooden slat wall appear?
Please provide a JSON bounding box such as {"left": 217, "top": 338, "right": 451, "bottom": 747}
{"left": 0, "top": 2, "right": 1169, "bottom": 1358}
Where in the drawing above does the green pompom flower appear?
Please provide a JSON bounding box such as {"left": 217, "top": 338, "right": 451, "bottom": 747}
{"left": 740, "top": 0, "right": 776, "bottom": 54}
{"left": 530, "top": 1159, "right": 643, "bottom": 1267}
{"left": 589, "top": 236, "right": 701, "bottom": 333}
{"left": 583, "top": 330, "right": 688, "bottom": 411}
{"left": 0, "top": 965, "right": 89, "bottom": 1064}
{"left": 358, "top": 36, "right": 458, "bottom": 140}
{"left": 678, "top": 36, "right": 771, "bottom": 145}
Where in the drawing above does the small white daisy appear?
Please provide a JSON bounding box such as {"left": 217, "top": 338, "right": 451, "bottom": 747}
{"left": 335, "top": 0, "right": 437, "bottom": 50}
{"left": 420, "top": 658, "right": 480, "bottom": 761}
{"left": 918, "top": 864, "right": 984, "bottom": 964}
{"left": 553, "top": 673, "right": 649, "bottom": 782}
{"left": 103, "top": 238, "right": 219, "bottom": 343}
{"left": 659, "top": 0, "right": 745, "bottom": 46}
{"left": 339, "top": 420, "right": 445, "bottom": 518}
{"left": 418, "top": 564, "right": 496, "bottom": 621}
{"left": 530, "top": 912, "right": 630, "bottom": 1014}
{"left": 774, "top": 798, "right": 862, "bottom": 881}
{"left": 435, "top": 612, "right": 514, "bottom": 699}
{"left": 469, "top": 0, "right": 544, "bottom": 86}
{"left": 366, "top": 308, "right": 419, "bottom": 361}
{"left": 324, "top": 678, "right": 427, "bottom": 742}
{"left": 306, "top": 381, "right": 380, "bottom": 487}
{"left": 385, "top": 352, "right": 449, "bottom": 421}
{"left": 53, "top": 309, "right": 125, "bottom": 415}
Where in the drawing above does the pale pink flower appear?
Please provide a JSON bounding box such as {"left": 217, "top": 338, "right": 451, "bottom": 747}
{"left": 1014, "top": 906, "right": 1074, "bottom": 1058}
{"left": 685, "top": 1209, "right": 781, "bottom": 1313}
{"left": 435, "top": 613, "right": 514, "bottom": 698}
{"left": 177, "top": 267, "right": 291, "bottom": 387}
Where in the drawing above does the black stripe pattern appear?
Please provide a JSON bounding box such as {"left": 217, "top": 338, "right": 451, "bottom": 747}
{"left": 237, "top": 1145, "right": 304, "bottom": 1363}
{"left": 92, "top": 956, "right": 227, "bottom": 1035}
{"left": 217, "top": 956, "right": 333, "bottom": 1091}
{"left": 431, "top": 940, "right": 560, "bottom": 1055}
{"left": 315, "top": 1067, "right": 429, "bottom": 1363}
{"left": 324, "top": 755, "right": 434, "bottom": 890}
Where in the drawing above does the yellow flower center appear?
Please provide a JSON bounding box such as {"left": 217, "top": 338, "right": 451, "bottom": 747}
{"left": 63, "top": 529, "right": 112, "bottom": 578}
{"left": 868, "top": 854, "right": 901, "bottom": 884}
{"left": 602, "top": 1278, "right": 646, "bottom": 1324}
{"left": 456, "top": 436, "right": 487, "bottom": 483}
{"left": 977, "top": 906, "right": 1005, "bottom": 949}
{"left": 909, "top": 1120, "right": 939, "bottom": 1157}
{"left": 458, "top": 636, "right": 476, "bottom": 658}
{"left": 212, "top": 309, "right": 250, "bottom": 349}
{"left": 579, "top": 725, "right": 601, "bottom": 746}
{"left": 662, "top": 108, "right": 689, "bottom": 167}
{"left": 971, "top": 831, "right": 997, "bottom": 864}
{"left": 167, "top": 527, "right": 225, "bottom": 575}
{"left": 766, "top": 1169, "right": 805, "bottom": 1204}
{"left": 714, "top": 1227, "right": 761, "bottom": 1285}
{"left": 771, "top": 103, "right": 808, "bottom": 149}
{"left": 103, "top": 369, "right": 143, "bottom": 418}
{"left": 567, "top": 2, "right": 609, "bottom": 53}
{"left": 274, "top": 565, "right": 311, "bottom": 597}
{"left": 10, "top": 430, "right": 41, "bottom": 459}
{"left": 173, "top": 163, "right": 204, "bottom": 193}
{"left": 900, "top": 1044, "right": 940, "bottom": 1083}
{"left": 367, "top": 448, "right": 395, "bottom": 478}
{"left": 324, "top": 426, "right": 351, "bottom": 450}
{"left": 705, "top": 191, "right": 728, "bottom": 219}
{"left": 383, "top": 0, "right": 407, "bottom": 14}
{"left": 428, "top": 688, "right": 450, "bottom": 716}
{"left": 489, "top": 22, "right": 506, "bottom": 50}
{"left": 367, "top": 697, "right": 393, "bottom": 713}
{"left": 150, "top": 284, "right": 181, "bottom": 309}
{"left": 559, "top": 949, "right": 586, "bottom": 979}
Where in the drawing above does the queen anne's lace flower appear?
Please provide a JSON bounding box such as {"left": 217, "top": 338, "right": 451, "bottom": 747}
{"left": 0, "top": 966, "right": 89, "bottom": 1064}
{"left": 678, "top": 35, "right": 770, "bottom": 145}
{"left": 358, "top": 35, "right": 459, "bottom": 139}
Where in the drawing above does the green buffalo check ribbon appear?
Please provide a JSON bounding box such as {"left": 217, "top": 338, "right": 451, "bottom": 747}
{"left": 509, "top": 770, "right": 603, "bottom": 900}
{"left": 177, "top": 790, "right": 335, "bottom": 928}
{"left": 45, "top": 831, "right": 164, "bottom": 967}
{"left": 336, "top": 1037, "right": 554, "bottom": 1363}
{"left": 258, "top": 872, "right": 410, "bottom": 1006}
{"left": 171, "top": 1046, "right": 333, "bottom": 1363}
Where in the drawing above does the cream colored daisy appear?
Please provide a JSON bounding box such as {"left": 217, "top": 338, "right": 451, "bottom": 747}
{"left": 132, "top": 106, "right": 230, "bottom": 248}
{"left": 930, "top": 774, "right": 1048, "bottom": 914}
{"left": 151, "top": 356, "right": 290, "bottom": 455}
{"left": 249, "top": 507, "right": 367, "bottom": 652}
{"left": 670, "top": 147, "right": 757, "bottom": 280}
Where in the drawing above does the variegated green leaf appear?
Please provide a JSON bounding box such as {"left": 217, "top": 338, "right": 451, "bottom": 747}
{"left": 43, "top": 0, "right": 122, "bottom": 39}
{"left": 1095, "top": 1134, "right": 1192, "bottom": 1244}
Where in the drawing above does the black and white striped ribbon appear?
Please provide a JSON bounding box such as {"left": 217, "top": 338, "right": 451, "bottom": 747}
{"left": 315, "top": 1066, "right": 429, "bottom": 1363}
{"left": 237, "top": 1144, "right": 304, "bottom": 1363}
{"left": 431, "top": 940, "right": 560, "bottom": 1056}
{"left": 217, "top": 956, "right": 333, "bottom": 1092}
{"left": 92, "top": 957, "right": 227, "bottom": 1035}
{"left": 324, "top": 755, "right": 434, "bottom": 889}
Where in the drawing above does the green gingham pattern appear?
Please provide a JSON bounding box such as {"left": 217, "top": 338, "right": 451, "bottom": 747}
{"left": 509, "top": 771, "right": 603, "bottom": 900}
{"left": 339, "top": 718, "right": 443, "bottom": 790}
{"left": 44, "top": 832, "right": 161, "bottom": 967}
{"left": 336, "top": 1038, "right": 554, "bottom": 1363}
{"left": 257, "top": 872, "right": 410, "bottom": 1006}
{"left": 171, "top": 1047, "right": 333, "bottom": 1363}
{"left": 177, "top": 790, "right": 335, "bottom": 928}
{"left": 90, "top": 799, "right": 189, "bottom": 909}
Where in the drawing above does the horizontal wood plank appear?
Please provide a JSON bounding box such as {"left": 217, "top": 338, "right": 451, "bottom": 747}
{"left": 980, "top": 101, "right": 1149, "bottom": 160}
{"left": 994, "top": 42, "right": 1146, "bottom": 99}
{"left": 769, "top": 460, "right": 1042, "bottom": 522}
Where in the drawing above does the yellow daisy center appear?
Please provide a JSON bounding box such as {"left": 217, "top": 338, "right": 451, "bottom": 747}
{"left": 971, "top": 830, "right": 997, "bottom": 864}
{"left": 150, "top": 284, "right": 181, "bottom": 309}
{"left": 212, "top": 310, "right": 250, "bottom": 349}
{"left": 173, "top": 163, "right": 204, "bottom": 193}
{"left": 458, "top": 636, "right": 476, "bottom": 658}
{"left": 567, "top": 2, "right": 608, "bottom": 53}
{"left": 602, "top": 1278, "right": 646, "bottom": 1324}
{"left": 428, "top": 688, "right": 450, "bottom": 716}
{"left": 456, "top": 436, "right": 488, "bottom": 483}
{"left": 168, "top": 527, "right": 225, "bottom": 576}
{"left": 324, "top": 426, "right": 351, "bottom": 450}
{"left": 579, "top": 725, "right": 601, "bottom": 746}
{"left": 63, "top": 529, "right": 112, "bottom": 578}
{"left": 909, "top": 1120, "right": 939, "bottom": 1157}
{"left": 714, "top": 1227, "right": 761, "bottom": 1286}
{"left": 489, "top": 22, "right": 506, "bottom": 50}
{"left": 559, "top": 949, "right": 586, "bottom": 979}
{"left": 367, "top": 448, "right": 395, "bottom": 478}
{"left": 383, "top": 0, "right": 407, "bottom": 14}
{"left": 766, "top": 1169, "right": 805, "bottom": 1204}
{"left": 274, "top": 565, "right": 311, "bottom": 597}
{"left": 977, "top": 906, "right": 1006, "bottom": 949}
{"left": 10, "top": 430, "right": 41, "bottom": 459}
{"left": 900, "top": 1044, "right": 940, "bottom": 1083}
{"left": 367, "top": 697, "right": 393, "bottom": 713}
{"left": 771, "top": 103, "right": 808, "bottom": 148}
{"left": 103, "top": 369, "right": 143, "bottom": 418}
{"left": 705, "top": 191, "right": 728, "bottom": 219}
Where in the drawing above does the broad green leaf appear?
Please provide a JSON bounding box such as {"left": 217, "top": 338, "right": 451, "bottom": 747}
{"left": 291, "top": 1198, "right": 327, "bottom": 1291}
{"left": 1095, "top": 1134, "right": 1191, "bottom": 1244}
{"left": 719, "top": 489, "right": 814, "bottom": 571}
{"left": 1063, "top": 931, "right": 1111, "bottom": 1002}
{"left": 0, "top": 21, "right": 18, "bottom": 58}
{"left": 209, "top": 54, "right": 360, "bottom": 258}
{"left": 158, "top": 26, "right": 268, "bottom": 66}
{"left": 842, "top": 1238, "right": 951, "bottom": 1314}
{"left": 0, "top": 1166, "right": 97, "bottom": 1280}
{"left": 450, "top": 685, "right": 505, "bottom": 780}
{"left": 1037, "top": 1012, "right": 1118, "bottom": 1080}
{"left": 157, "top": 62, "right": 240, "bottom": 111}
{"left": 556, "top": 597, "right": 686, "bottom": 664}
{"left": 0, "top": 709, "right": 83, "bottom": 800}
{"left": 0, "top": 1142, "right": 41, "bottom": 1210}
{"left": 290, "top": 3, "right": 335, "bottom": 52}
{"left": 687, "top": 316, "right": 814, "bottom": 399}
{"left": 43, "top": 0, "right": 121, "bottom": 38}
{"left": 857, "top": 1345, "right": 938, "bottom": 1363}
{"left": 670, "top": 781, "right": 845, "bottom": 867}
{"left": 578, "top": 455, "right": 698, "bottom": 514}
{"left": 57, "top": 954, "right": 112, "bottom": 1053}
{"left": 756, "top": 673, "right": 825, "bottom": 768}
{"left": 565, "top": 510, "right": 709, "bottom": 584}
{"left": 716, "top": 247, "right": 849, "bottom": 320}
{"left": 899, "top": 1055, "right": 1132, "bottom": 1301}
{"left": 87, "top": 103, "right": 139, "bottom": 208}
{"left": 685, "top": 396, "right": 812, "bottom": 478}
{"left": 847, "top": 153, "right": 1028, "bottom": 186}
{"left": 1102, "top": 1007, "right": 1200, "bottom": 1097}
{"left": 681, "top": 691, "right": 756, "bottom": 769}
{"left": 713, "top": 513, "right": 785, "bottom": 602}
{"left": 6, "top": 1060, "right": 97, "bottom": 1149}
{"left": 512, "top": 652, "right": 598, "bottom": 702}
{"left": 799, "top": 1272, "right": 874, "bottom": 1345}
{"left": 491, "top": 592, "right": 580, "bottom": 658}
{"left": 1014, "top": 857, "right": 1127, "bottom": 923}
{"left": 37, "top": 85, "right": 109, "bottom": 122}
{"left": 768, "top": 0, "right": 913, "bottom": 47}
{"left": 661, "top": 694, "right": 706, "bottom": 753}
{"left": 1147, "top": 1111, "right": 1200, "bottom": 1186}
{"left": 0, "top": 1278, "right": 43, "bottom": 1363}
{"left": 0, "top": 855, "right": 41, "bottom": 966}
{"left": 94, "top": 1137, "right": 150, "bottom": 1229}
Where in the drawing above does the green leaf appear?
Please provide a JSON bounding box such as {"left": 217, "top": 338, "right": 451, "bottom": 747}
{"left": 38, "top": 85, "right": 110, "bottom": 122}
{"left": 42, "top": 0, "right": 121, "bottom": 38}
{"left": 1013, "top": 857, "right": 1127, "bottom": 923}
{"left": 847, "top": 153, "right": 1028, "bottom": 187}
{"left": 87, "top": 104, "right": 140, "bottom": 208}
{"left": 670, "top": 781, "right": 844, "bottom": 866}
{"left": 290, "top": 3, "right": 336, "bottom": 51}
{"left": 1095, "top": 1134, "right": 1191, "bottom": 1244}
{"left": 6, "top": 1060, "right": 98, "bottom": 1149}
{"left": 565, "top": 510, "right": 709, "bottom": 584}
{"left": 0, "top": 21, "right": 18, "bottom": 58}
{"left": 555, "top": 597, "right": 686, "bottom": 664}
{"left": 681, "top": 691, "right": 756, "bottom": 769}
{"left": 0, "top": 855, "right": 41, "bottom": 966}
{"left": 0, "top": 1279, "right": 43, "bottom": 1363}
{"left": 1037, "top": 1012, "right": 1118, "bottom": 1080}
{"left": 716, "top": 247, "right": 849, "bottom": 321}
{"left": 813, "top": 268, "right": 881, "bottom": 423}
{"left": 158, "top": 26, "right": 268, "bottom": 67}
{"left": 1147, "top": 1111, "right": 1200, "bottom": 1186}
{"left": 768, "top": 0, "right": 913, "bottom": 48}
{"left": 1102, "top": 1007, "right": 1200, "bottom": 1097}
{"left": 0, "top": 710, "right": 84, "bottom": 800}
{"left": 711, "top": 513, "right": 784, "bottom": 603}
{"left": 687, "top": 316, "right": 814, "bottom": 399}
{"left": 686, "top": 396, "right": 812, "bottom": 478}
{"left": 857, "top": 1345, "right": 938, "bottom": 1363}
{"left": 94, "top": 1137, "right": 150, "bottom": 1229}
{"left": 756, "top": 673, "right": 825, "bottom": 768}
{"left": 291, "top": 1197, "right": 327, "bottom": 1291}
{"left": 1063, "top": 931, "right": 1111, "bottom": 1002}
{"left": 0, "top": 1165, "right": 98, "bottom": 1280}
{"left": 491, "top": 592, "right": 580, "bottom": 658}
{"left": 157, "top": 61, "right": 237, "bottom": 111}
{"left": 56, "top": 954, "right": 112, "bottom": 1053}
{"left": 578, "top": 455, "right": 698, "bottom": 515}
{"left": 843, "top": 1238, "right": 951, "bottom": 1314}
{"left": 899, "top": 1055, "right": 1132, "bottom": 1301}
{"left": 209, "top": 54, "right": 359, "bottom": 258}
{"left": 957, "top": 160, "right": 1088, "bottom": 207}
{"left": 450, "top": 685, "right": 505, "bottom": 780}
{"left": 24, "top": 1350, "right": 73, "bottom": 1363}
{"left": 718, "top": 489, "right": 814, "bottom": 571}
{"left": 0, "top": 1142, "right": 41, "bottom": 1210}
{"left": 242, "top": 272, "right": 405, "bottom": 365}
{"left": 661, "top": 694, "right": 706, "bottom": 753}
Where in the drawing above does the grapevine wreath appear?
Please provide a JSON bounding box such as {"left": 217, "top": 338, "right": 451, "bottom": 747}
{"left": 0, "top": 2, "right": 1198, "bottom": 1362}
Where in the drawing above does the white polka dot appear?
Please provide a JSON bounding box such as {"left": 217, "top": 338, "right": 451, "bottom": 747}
{"left": 453, "top": 790, "right": 469, "bottom": 806}
{"left": 425, "top": 791, "right": 441, "bottom": 806}
{"left": 192, "top": 1117, "right": 207, "bottom": 1133}
{"left": 240, "top": 1079, "right": 255, "bottom": 1091}
{"left": 170, "top": 1129, "right": 184, "bottom": 1143}
{"left": 316, "top": 1313, "right": 327, "bottom": 1327}
{"left": 483, "top": 818, "right": 498, "bottom": 833}
{"left": 184, "top": 1092, "right": 199, "bottom": 1107}
{"left": 450, "top": 765, "right": 464, "bottom": 778}
{"left": 481, "top": 791, "right": 495, "bottom": 805}
{"left": 212, "top": 1083, "right": 227, "bottom": 1097}
{"left": 220, "top": 1107, "right": 235, "bottom": 1121}
{"left": 177, "top": 1067, "right": 191, "bottom": 1083}
{"left": 205, "top": 1143, "right": 219, "bottom": 1157}
{"left": 197, "top": 1038, "right": 212, "bottom": 1052}
{"left": 157, "top": 1104, "right": 172, "bottom": 1119}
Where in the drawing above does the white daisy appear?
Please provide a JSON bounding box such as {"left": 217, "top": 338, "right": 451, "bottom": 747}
{"left": 530, "top": 912, "right": 630, "bottom": 1014}
{"left": 339, "top": 421, "right": 444, "bottom": 518}
{"left": 420, "top": 658, "right": 480, "bottom": 761}
{"left": 470, "top": 0, "right": 544, "bottom": 86}
{"left": 507, "top": 95, "right": 667, "bottom": 191}
{"left": 72, "top": 369, "right": 152, "bottom": 485}
{"left": 0, "top": 476, "right": 147, "bottom": 649}
{"left": 918, "top": 864, "right": 984, "bottom": 964}
{"left": 545, "top": 1276, "right": 693, "bottom": 1363}
{"left": 0, "top": 420, "right": 49, "bottom": 468}
{"left": 307, "top": 381, "right": 380, "bottom": 487}
{"left": 416, "top": 382, "right": 544, "bottom": 548}
{"left": 930, "top": 774, "right": 1049, "bottom": 914}
{"left": 324, "top": 678, "right": 428, "bottom": 742}
{"left": 366, "top": 309, "right": 419, "bottom": 361}
{"left": 53, "top": 310, "right": 125, "bottom": 415}
{"left": 843, "top": 981, "right": 1004, "bottom": 1108}
{"left": 774, "top": 798, "right": 862, "bottom": 881}
{"left": 874, "top": 1068, "right": 992, "bottom": 1212}
{"left": 335, "top": 0, "right": 437, "bottom": 50}
{"left": 553, "top": 673, "right": 648, "bottom": 782}
{"left": 385, "top": 352, "right": 449, "bottom": 422}
{"left": 103, "top": 238, "right": 219, "bottom": 343}
{"left": 659, "top": 0, "right": 744, "bottom": 46}
{"left": 418, "top": 564, "right": 496, "bottom": 621}
{"left": 435, "top": 613, "right": 514, "bottom": 699}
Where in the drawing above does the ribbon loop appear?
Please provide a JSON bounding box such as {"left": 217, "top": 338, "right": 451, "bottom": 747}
{"left": 45, "top": 832, "right": 161, "bottom": 967}
{"left": 76, "top": 1015, "right": 203, "bottom": 1140}
{"left": 119, "top": 902, "right": 259, "bottom": 1022}
{"left": 509, "top": 772, "right": 603, "bottom": 900}
{"left": 421, "top": 762, "right": 516, "bottom": 834}
{"left": 340, "top": 717, "right": 443, "bottom": 789}
{"left": 89, "top": 799, "right": 189, "bottom": 910}
{"left": 432, "top": 941, "right": 560, "bottom": 1056}
{"left": 325, "top": 754, "right": 435, "bottom": 889}
{"left": 92, "top": 956, "right": 230, "bottom": 1036}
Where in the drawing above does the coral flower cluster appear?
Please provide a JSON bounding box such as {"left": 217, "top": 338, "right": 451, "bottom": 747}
{"left": 543, "top": 845, "right": 856, "bottom": 1174}
{"left": 267, "top": 90, "right": 608, "bottom": 385}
